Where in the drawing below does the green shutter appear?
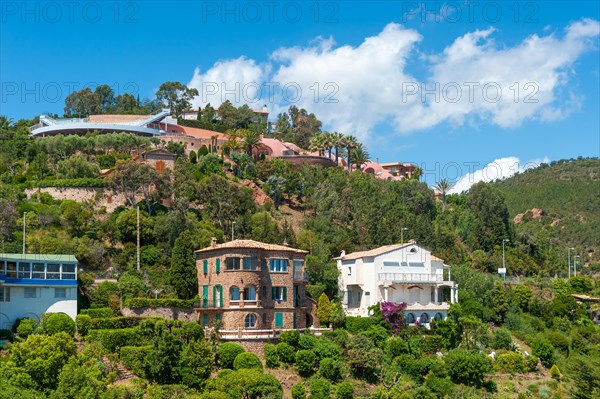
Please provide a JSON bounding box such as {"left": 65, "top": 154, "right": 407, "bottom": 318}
{"left": 203, "top": 260, "right": 208, "bottom": 274}
{"left": 203, "top": 285, "right": 209, "bottom": 308}
{"left": 213, "top": 286, "right": 217, "bottom": 308}
{"left": 219, "top": 286, "right": 223, "bottom": 308}
{"left": 275, "top": 312, "right": 283, "bottom": 328}
{"left": 283, "top": 287, "right": 287, "bottom": 301}
{"left": 216, "top": 258, "right": 220, "bottom": 273}
{"left": 272, "top": 287, "right": 276, "bottom": 300}
{"left": 293, "top": 312, "right": 297, "bottom": 329}
{"left": 203, "top": 314, "right": 209, "bottom": 326}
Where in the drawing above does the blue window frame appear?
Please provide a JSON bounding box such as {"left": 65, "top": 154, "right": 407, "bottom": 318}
{"left": 269, "top": 258, "right": 288, "bottom": 272}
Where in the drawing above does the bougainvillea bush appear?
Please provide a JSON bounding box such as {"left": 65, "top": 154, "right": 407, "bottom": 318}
{"left": 380, "top": 301, "right": 407, "bottom": 335}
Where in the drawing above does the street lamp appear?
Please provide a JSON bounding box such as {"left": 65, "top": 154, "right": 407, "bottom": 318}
{"left": 232, "top": 221, "right": 236, "bottom": 241}
{"left": 568, "top": 247, "right": 575, "bottom": 278}
{"left": 401, "top": 227, "right": 408, "bottom": 243}
{"left": 574, "top": 255, "right": 580, "bottom": 277}
{"left": 502, "top": 239, "right": 509, "bottom": 282}
{"left": 22, "top": 211, "right": 27, "bottom": 254}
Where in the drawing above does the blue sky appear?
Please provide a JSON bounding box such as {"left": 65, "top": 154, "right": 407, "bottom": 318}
{"left": 1, "top": 1, "right": 599, "bottom": 189}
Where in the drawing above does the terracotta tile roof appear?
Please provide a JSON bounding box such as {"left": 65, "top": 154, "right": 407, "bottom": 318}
{"left": 431, "top": 255, "right": 445, "bottom": 263}
{"left": 335, "top": 241, "right": 416, "bottom": 260}
{"left": 88, "top": 114, "right": 149, "bottom": 124}
{"left": 177, "top": 125, "right": 227, "bottom": 140}
{"left": 195, "top": 239, "right": 308, "bottom": 254}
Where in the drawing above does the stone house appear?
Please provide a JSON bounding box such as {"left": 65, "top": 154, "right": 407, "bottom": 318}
{"left": 195, "top": 239, "right": 318, "bottom": 331}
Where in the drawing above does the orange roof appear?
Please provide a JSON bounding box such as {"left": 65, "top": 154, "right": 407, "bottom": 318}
{"left": 175, "top": 125, "right": 227, "bottom": 140}
{"left": 88, "top": 114, "right": 149, "bottom": 123}
{"left": 335, "top": 241, "right": 416, "bottom": 260}
{"left": 195, "top": 239, "right": 308, "bottom": 254}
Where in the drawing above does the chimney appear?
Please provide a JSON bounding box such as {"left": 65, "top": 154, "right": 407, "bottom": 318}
{"left": 376, "top": 157, "right": 379, "bottom": 164}
{"left": 210, "top": 237, "right": 217, "bottom": 248}
{"left": 282, "top": 240, "right": 289, "bottom": 247}
{"left": 340, "top": 250, "right": 346, "bottom": 258}
{"left": 262, "top": 104, "right": 268, "bottom": 112}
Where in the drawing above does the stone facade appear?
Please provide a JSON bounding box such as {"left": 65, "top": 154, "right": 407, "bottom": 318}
{"left": 121, "top": 306, "right": 197, "bottom": 321}
{"left": 195, "top": 239, "right": 317, "bottom": 331}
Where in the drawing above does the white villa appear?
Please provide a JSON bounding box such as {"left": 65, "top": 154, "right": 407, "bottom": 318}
{"left": 0, "top": 253, "right": 78, "bottom": 330}
{"left": 336, "top": 241, "right": 457, "bottom": 327}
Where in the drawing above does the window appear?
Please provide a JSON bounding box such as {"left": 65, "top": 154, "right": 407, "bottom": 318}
{"left": 202, "top": 314, "right": 209, "bottom": 327}
{"left": 18, "top": 262, "right": 31, "bottom": 278}
{"left": 216, "top": 258, "right": 221, "bottom": 273}
{"left": 24, "top": 287, "right": 36, "bottom": 298}
{"left": 434, "top": 313, "right": 443, "bottom": 321}
{"left": 61, "top": 264, "right": 76, "bottom": 279}
{"left": 47, "top": 264, "right": 60, "bottom": 279}
{"left": 0, "top": 287, "right": 10, "bottom": 302}
{"left": 272, "top": 287, "right": 287, "bottom": 302}
{"left": 275, "top": 312, "right": 283, "bottom": 328}
{"left": 6, "top": 261, "right": 16, "bottom": 277}
{"left": 406, "top": 313, "right": 416, "bottom": 323}
{"left": 226, "top": 257, "right": 240, "bottom": 270}
{"left": 202, "top": 285, "right": 209, "bottom": 308}
{"left": 32, "top": 263, "right": 44, "bottom": 279}
{"left": 55, "top": 288, "right": 66, "bottom": 298}
{"left": 213, "top": 285, "right": 223, "bottom": 308}
{"left": 348, "top": 266, "right": 352, "bottom": 275}
{"left": 230, "top": 286, "right": 240, "bottom": 301}
{"left": 243, "top": 257, "right": 258, "bottom": 270}
{"left": 215, "top": 313, "right": 222, "bottom": 323}
{"left": 203, "top": 260, "right": 208, "bottom": 274}
{"left": 269, "top": 258, "right": 288, "bottom": 272}
{"left": 245, "top": 314, "right": 257, "bottom": 328}
{"left": 244, "top": 286, "right": 256, "bottom": 301}
{"left": 419, "top": 313, "right": 430, "bottom": 323}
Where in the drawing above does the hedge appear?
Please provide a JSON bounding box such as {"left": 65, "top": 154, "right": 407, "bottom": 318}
{"left": 80, "top": 308, "right": 115, "bottom": 319}
{"left": 89, "top": 316, "right": 146, "bottom": 330}
{"left": 87, "top": 328, "right": 146, "bottom": 352}
{"left": 124, "top": 298, "right": 196, "bottom": 309}
{"left": 120, "top": 345, "right": 152, "bottom": 377}
{"left": 345, "top": 316, "right": 379, "bottom": 333}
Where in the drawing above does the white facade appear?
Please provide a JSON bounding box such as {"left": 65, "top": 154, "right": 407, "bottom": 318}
{"left": 336, "top": 242, "right": 457, "bottom": 327}
{"left": 0, "top": 254, "right": 78, "bottom": 330}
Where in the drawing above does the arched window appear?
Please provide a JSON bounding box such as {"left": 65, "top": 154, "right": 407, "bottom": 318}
{"left": 230, "top": 286, "right": 240, "bottom": 301}
{"left": 434, "top": 312, "right": 443, "bottom": 321}
{"left": 244, "top": 286, "right": 257, "bottom": 301}
{"left": 419, "top": 313, "right": 430, "bottom": 323}
{"left": 406, "top": 313, "right": 416, "bottom": 323}
{"left": 245, "top": 314, "right": 257, "bottom": 328}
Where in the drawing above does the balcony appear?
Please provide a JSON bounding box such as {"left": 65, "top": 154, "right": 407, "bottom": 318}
{"left": 378, "top": 273, "right": 445, "bottom": 284}
{"left": 293, "top": 270, "right": 309, "bottom": 282}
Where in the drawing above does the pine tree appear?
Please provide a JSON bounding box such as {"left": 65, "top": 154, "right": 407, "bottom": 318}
{"left": 170, "top": 231, "right": 198, "bottom": 299}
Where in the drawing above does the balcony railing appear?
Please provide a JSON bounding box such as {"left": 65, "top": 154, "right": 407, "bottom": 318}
{"left": 378, "top": 273, "right": 445, "bottom": 284}
{"left": 293, "top": 270, "right": 309, "bottom": 281}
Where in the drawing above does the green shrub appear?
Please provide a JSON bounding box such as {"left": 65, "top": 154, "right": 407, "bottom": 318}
{"left": 80, "top": 308, "right": 115, "bottom": 319}
{"left": 308, "top": 377, "right": 331, "bottom": 399}
{"left": 532, "top": 339, "right": 556, "bottom": 368}
{"left": 319, "top": 358, "right": 341, "bottom": 382}
{"left": 292, "top": 382, "right": 307, "bottom": 399}
{"left": 280, "top": 330, "right": 300, "bottom": 348}
{"left": 42, "top": 313, "right": 75, "bottom": 336}
{"left": 335, "top": 381, "right": 354, "bottom": 399}
{"left": 425, "top": 375, "right": 455, "bottom": 398}
{"left": 314, "top": 339, "right": 342, "bottom": 361}
{"left": 16, "top": 318, "right": 36, "bottom": 338}
{"left": 299, "top": 334, "right": 317, "bottom": 350}
{"left": 89, "top": 316, "right": 145, "bottom": 330}
{"left": 444, "top": 349, "right": 492, "bottom": 387}
{"left": 549, "top": 364, "right": 561, "bottom": 380}
{"left": 218, "top": 342, "right": 245, "bottom": 369}
{"left": 492, "top": 328, "right": 514, "bottom": 350}
{"left": 75, "top": 314, "right": 92, "bottom": 336}
{"left": 233, "top": 352, "right": 263, "bottom": 370}
{"left": 120, "top": 345, "right": 152, "bottom": 377}
{"left": 277, "top": 342, "right": 296, "bottom": 364}
{"left": 87, "top": 328, "right": 145, "bottom": 352}
{"left": 495, "top": 352, "right": 526, "bottom": 374}
{"left": 524, "top": 355, "right": 539, "bottom": 372}
{"left": 264, "top": 343, "right": 279, "bottom": 368}
{"left": 322, "top": 329, "right": 349, "bottom": 348}
{"left": 385, "top": 337, "right": 410, "bottom": 358}
{"left": 546, "top": 331, "right": 570, "bottom": 353}
{"left": 296, "top": 350, "right": 317, "bottom": 377}
{"left": 345, "top": 317, "right": 378, "bottom": 333}
{"left": 124, "top": 297, "right": 196, "bottom": 308}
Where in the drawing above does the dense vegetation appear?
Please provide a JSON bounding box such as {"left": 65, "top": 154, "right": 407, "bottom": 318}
{"left": 1, "top": 105, "right": 599, "bottom": 398}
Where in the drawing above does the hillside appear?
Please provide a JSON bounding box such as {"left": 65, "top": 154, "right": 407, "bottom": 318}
{"left": 493, "top": 158, "right": 600, "bottom": 267}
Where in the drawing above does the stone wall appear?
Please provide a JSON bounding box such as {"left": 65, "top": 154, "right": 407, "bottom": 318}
{"left": 121, "top": 306, "right": 198, "bottom": 321}
{"left": 24, "top": 187, "right": 142, "bottom": 213}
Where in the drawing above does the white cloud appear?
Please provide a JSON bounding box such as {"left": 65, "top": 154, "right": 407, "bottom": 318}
{"left": 186, "top": 19, "right": 599, "bottom": 139}
{"left": 448, "top": 156, "right": 550, "bottom": 194}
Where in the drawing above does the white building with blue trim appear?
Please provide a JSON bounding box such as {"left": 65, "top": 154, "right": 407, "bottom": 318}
{"left": 0, "top": 253, "right": 78, "bottom": 330}
{"left": 336, "top": 241, "right": 457, "bottom": 327}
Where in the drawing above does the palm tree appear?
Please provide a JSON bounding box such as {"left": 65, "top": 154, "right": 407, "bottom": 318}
{"left": 332, "top": 132, "right": 345, "bottom": 164}
{"left": 345, "top": 135, "right": 359, "bottom": 171}
{"left": 433, "top": 179, "right": 454, "bottom": 210}
{"left": 321, "top": 131, "right": 334, "bottom": 160}
{"left": 240, "top": 128, "right": 261, "bottom": 157}
{"left": 309, "top": 133, "right": 325, "bottom": 156}
{"left": 0, "top": 116, "right": 14, "bottom": 130}
{"left": 350, "top": 143, "right": 370, "bottom": 170}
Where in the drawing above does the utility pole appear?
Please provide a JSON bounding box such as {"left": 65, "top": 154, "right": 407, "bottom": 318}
{"left": 232, "top": 221, "right": 236, "bottom": 241}
{"left": 22, "top": 212, "right": 27, "bottom": 254}
{"left": 401, "top": 227, "right": 408, "bottom": 243}
{"left": 136, "top": 206, "right": 140, "bottom": 272}
{"left": 502, "top": 239, "right": 509, "bottom": 282}
{"left": 574, "top": 255, "right": 580, "bottom": 277}
{"left": 568, "top": 247, "right": 575, "bottom": 278}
